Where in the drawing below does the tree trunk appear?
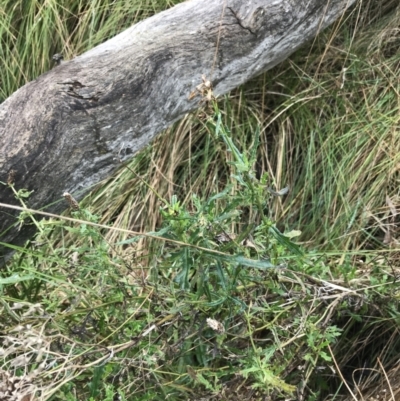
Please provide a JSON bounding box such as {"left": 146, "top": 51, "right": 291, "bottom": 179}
{"left": 0, "top": 0, "right": 356, "bottom": 260}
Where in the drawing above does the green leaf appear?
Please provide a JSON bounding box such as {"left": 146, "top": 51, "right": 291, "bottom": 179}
{"left": 0, "top": 274, "right": 34, "bottom": 284}
{"left": 269, "top": 225, "right": 304, "bottom": 256}
{"left": 211, "top": 254, "right": 275, "bottom": 269}
{"left": 231, "top": 255, "right": 274, "bottom": 269}
{"left": 284, "top": 229, "right": 302, "bottom": 239}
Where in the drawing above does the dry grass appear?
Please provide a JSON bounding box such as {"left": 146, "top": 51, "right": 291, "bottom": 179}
{"left": 78, "top": 0, "right": 400, "bottom": 256}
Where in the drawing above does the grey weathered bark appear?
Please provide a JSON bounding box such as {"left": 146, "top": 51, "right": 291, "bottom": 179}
{"left": 0, "top": 0, "right": 356, "bottom": 260}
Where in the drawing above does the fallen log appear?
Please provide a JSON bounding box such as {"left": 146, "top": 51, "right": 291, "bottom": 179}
{"left": 0, "top": 0, "right": 356, "bottom": 261}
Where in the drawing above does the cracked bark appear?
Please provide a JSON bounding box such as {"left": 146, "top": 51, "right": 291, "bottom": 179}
{"left": 0, "top": 0, "right": 356, "bottom": 262}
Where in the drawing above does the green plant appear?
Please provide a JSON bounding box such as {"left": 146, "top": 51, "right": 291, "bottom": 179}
{"left": 0, "top": 104, "right": 350, "bottom": 400}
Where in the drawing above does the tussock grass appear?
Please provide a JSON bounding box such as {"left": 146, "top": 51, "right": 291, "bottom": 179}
{"left": 80, "top": 0, "right": 400, "bottom": 254}
{"left": 1, "top": 0, "right": 400, "bottom": 400}
{"left": 0, "top": 0, "right": 182, "bottom": 101}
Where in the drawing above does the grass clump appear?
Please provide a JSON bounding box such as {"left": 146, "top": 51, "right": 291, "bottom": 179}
{"left": 0, "top": 0, "right": 183, "bottom": 102}
{"left": 86, "top": 0, "right": 400, "bottom": 254}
